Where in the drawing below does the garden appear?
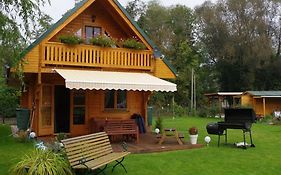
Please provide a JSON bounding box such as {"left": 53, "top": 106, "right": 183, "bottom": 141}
{"left": 1, "top": 116, "right": 280, "bottom": 175}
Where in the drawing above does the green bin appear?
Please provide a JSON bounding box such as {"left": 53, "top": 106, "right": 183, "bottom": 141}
{"left": 147, "top": 106, "right": 153, "bottom": 126}
{"left": 16, "top": 108, "right": 30, "bottom": 130}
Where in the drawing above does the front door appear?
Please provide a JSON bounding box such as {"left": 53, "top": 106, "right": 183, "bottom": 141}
{"left": 54, "top": 85, "right": 70, "bottom": 133}
{"left": 39, "top": 85, "right": 54, "bottom": 136}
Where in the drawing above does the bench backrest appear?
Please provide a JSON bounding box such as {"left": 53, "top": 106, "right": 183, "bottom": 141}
{"left": 104, "top": 119, "right": 138, "bottom": 133}
{"left": 61, "top": 132, "right": 113, "bottom": 167}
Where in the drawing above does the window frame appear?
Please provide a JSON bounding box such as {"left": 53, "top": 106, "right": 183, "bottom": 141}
{"left": 85, "top": 26, "right": 102, "bottom": 40}
{"left": 72, "top": 90, "right": 86, "bottom": 125}
{"left": 104, "top": 90, "right": 127, "bottom": 111}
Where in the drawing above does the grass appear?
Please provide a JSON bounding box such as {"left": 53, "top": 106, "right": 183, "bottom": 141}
{"left": 0, "top": 124, "right": 33, "bottom": 174}
{"left": 1, "top": 117, "right": 281, "bottom": 175}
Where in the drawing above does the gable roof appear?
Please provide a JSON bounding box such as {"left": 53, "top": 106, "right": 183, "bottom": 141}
{"left": 245, "top": 91, "right": 281, "bottom": 97}
{"left": 21, "top": 0, "right": 177, "bottom": 76}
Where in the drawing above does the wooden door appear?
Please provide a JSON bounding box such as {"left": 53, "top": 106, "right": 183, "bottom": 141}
{"left": 38, "top": 85, "right": 54, "bottom": 136}
{"left": 70, "top": 90, "right": 88, "bottom": 136}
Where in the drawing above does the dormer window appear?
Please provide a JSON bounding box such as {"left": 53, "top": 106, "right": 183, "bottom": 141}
{"left": 85, "top": 26, "right": 101, "bottom": 43}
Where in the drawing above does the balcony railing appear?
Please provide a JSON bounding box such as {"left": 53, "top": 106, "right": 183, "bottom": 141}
{"left": 42, "top": 42, "right": 153, "bottom": 70}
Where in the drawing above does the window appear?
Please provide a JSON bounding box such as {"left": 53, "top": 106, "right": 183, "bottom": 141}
{"left": 104, "top": 90, "right": 127, "bottom": 110}
{"left": 73, "top": 90, "right": 85, "bottom": 124}
{"left": 85, "top": 26, "right": 101, "bottom": 43}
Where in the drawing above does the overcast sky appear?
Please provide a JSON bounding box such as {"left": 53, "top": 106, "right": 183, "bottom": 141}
{"left": 42, "top": 0, "right": 215, "bottom": 22}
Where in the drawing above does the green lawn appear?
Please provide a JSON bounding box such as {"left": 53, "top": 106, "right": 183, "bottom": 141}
{"left": 1, "top": 117, "right": 281, "bottom": 175}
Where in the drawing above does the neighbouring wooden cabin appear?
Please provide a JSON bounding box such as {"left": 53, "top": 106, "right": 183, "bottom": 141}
{"left": 241, "top": 91, "right": 281, "bottom": 117}
{"left": 205, "top": 92, "right": 243, "bottom": 113}
{"left": 17, "top": 0, "right": 177, "bottom": 136}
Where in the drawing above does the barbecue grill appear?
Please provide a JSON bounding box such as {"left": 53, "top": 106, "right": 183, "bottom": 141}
{"left": 206, "top": 108, "right": 256, "bottom": 149}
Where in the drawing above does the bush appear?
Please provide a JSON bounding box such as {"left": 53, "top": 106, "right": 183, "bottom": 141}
{"left": 11, "top": 149, "right": 73, "bottom": 175}
{"left": 154, "top": 117, "right": 163, "bottom": 133}
{"left": 197, "top": 106, "right": 209, "bottom": 118}
{"left": 58, "top": 35, "right": 83, "bottom": 45}
{"left": 91, "top": 35, "right": 116, "bottom": 47}
{"left": 174, "top": 103, "right": 186, "bottom": 117}
{"left": 258, "top": 114, "right": 273, "bottom": 123}
{"left": 0, "top": 85, "right": 19, "bottom": 123}
{"left": 56, "top": 133, "right": 68, "bottom": 142}
{"left": 121, "top": 38, "right": 146, "bottom": 50}
{"left": 16, "top": 130, "right": 29, "bottom": 143}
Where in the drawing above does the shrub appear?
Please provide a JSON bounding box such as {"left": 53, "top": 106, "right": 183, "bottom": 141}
{"left": 258, "top": 114, "right": 273, "bottom": 123}
{"left": 56, "top": 133, "right": 68, "bottom": 142}
{"left": 154, "top": 117, "right": 163, "bottom": 133}
{"left": 0, "top": 85, "right": 19, "bottom": 123}
{"left": 197, "top": 106, "right": 209, "bottom": 118}
{"left": 16, "top": 130, "right": 28, "bottom": 143}
{"left": 58, "top": 35, "right": 83, "bottom": 45}
{"left": 174, "top": 103, "right": 186, "bottom": 117}
{"left": 121, "top": 38, "right": 146, "bottom": 50}
{"left": 91, "top": 35, "right": 116, "bottom": 47}
{"left": 11, "top": 149, "right": 73, "bottom": 175}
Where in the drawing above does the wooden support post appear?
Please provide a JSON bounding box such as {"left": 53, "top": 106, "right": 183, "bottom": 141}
{"left": 263, "top": 98, "right": 266, "bottom": 117}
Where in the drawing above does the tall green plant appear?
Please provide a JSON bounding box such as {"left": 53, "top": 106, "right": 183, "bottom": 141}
{"left": 154, "top": 117, "right": 163, "bottom": 133}
{"left": 11, "top": 149, "right": 73, "bottom": 175}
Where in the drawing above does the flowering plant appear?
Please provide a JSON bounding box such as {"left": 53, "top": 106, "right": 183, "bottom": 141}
{"left": 120, "top": 37, "right": 146, "bottom": 50}
{"left": 189, "top": 126, "right": 198, "bottom": 135}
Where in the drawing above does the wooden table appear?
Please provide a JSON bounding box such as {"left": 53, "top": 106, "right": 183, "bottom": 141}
{"left": 158, "top": 128, "right": 183, "bottom": 145}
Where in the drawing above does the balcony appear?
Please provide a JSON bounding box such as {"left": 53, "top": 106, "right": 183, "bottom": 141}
{"left": 42, "top": 42, "right": 154, "bottom": 71}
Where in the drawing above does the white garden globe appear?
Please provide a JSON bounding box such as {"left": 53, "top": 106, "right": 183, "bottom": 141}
{"left": 29, "top": 132, "right": 36, "bottom": 139}
{"left": 204, "top": 136, "right": 211, "bottom": 144}
{"left": 155, "top": 128, "right": 160, "bottom": 134}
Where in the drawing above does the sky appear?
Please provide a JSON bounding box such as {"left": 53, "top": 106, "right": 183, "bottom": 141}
{"left": 42, "top": 0, "right": 215, "bottom": 22}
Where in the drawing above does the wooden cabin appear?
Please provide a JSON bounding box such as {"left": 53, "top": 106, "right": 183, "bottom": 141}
{"left": 241, "top": 91, "right": 281, "bottom": 117}
{"left": 205, "top": 92, "right": 242, "bottom": 113}
{"left": 18, "top": 0, "right": 177, "bottom": 136}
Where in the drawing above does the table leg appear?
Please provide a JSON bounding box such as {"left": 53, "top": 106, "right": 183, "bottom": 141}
{"left": 175, "top": 131, "right": 183, "bottom": 145}
{"left": 158, "top": 132, "right": 166, "bottom": 145}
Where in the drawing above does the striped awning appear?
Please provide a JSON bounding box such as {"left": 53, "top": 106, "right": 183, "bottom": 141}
{"left": 55, "top": 69, "right": 177, "bottom": 92}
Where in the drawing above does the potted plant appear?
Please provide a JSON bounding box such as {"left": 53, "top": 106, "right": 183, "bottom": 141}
{"left": 189, "top": 126, "right": 198, "bottom": 144}
{"left": 90, "top": 35, "right": 116, "bottom": 47}
{"left": 120, "top": 38, "right": 146, "bottom": 50}
{"left": 58, "top": 34, "right": 83, "bottom": 45}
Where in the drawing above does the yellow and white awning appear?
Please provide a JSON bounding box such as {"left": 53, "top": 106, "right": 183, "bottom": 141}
{"left": 55, "top": 69, "right": 177, "bottom": 92}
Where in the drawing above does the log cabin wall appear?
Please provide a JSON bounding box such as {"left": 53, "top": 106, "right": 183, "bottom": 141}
{"left": 241, "top": 94, "right": 253, "bottom": 107}
{"left": 50, "top": 1, "right": 132, "bottom": 42}
{"left": 20, "top": 73, "right": 150, "bottom": 136}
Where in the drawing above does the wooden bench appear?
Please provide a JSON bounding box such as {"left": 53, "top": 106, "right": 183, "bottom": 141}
{"left": 61, "top": 132, "right": 130, "bottom": 174}
{"left": 104, "top": 119, "right": 139, "bottom": 143}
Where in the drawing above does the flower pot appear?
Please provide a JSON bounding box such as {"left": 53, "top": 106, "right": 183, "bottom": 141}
{"left": 189, "top": 134, "right": 198, "bottom": 144}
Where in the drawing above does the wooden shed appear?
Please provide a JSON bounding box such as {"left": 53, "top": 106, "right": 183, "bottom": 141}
{"left": 16, "top": 0, "right": 177, "bottom": 136}
{"left": 241, "top": 91, "right": 281, "bottom": 117}
{"left": 205, "top": 92, "right": 242, "bottom": 113}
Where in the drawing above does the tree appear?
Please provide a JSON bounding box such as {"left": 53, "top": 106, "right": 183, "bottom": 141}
{"left": 128, "top": 1, "right": 206, "bottom": 111}
{"left": 195, "top": 0, "right": 281, "bottom": 91}
{"left": 31, "top": 14, "right": 53, "bottom": 39}
{"left": 0, "top": 0, "right": 50, "bottom": 119}
{"left": 125, "top": 0, "right": 147, "bottom": 20}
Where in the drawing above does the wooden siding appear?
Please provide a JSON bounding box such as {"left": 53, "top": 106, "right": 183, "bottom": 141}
{"left": 21, "top": 74, "right": 149, "bottom": 136}
{"left": 51, "top": 1, "right": 130, "bottom": 42}
{"left": 240, "top": 93, "right": 281, "bottom": 116}
{"left": 42, "top": 42, "right": 153, "bottom": 71}
{"left": 241, "top": 94, "right": 253, "bottom": 107}
{"left": 22, "top": 46, "right": 40, "bottom": 73}
{"left": 154, "top": 58, "right": 176, "bottom": 79}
